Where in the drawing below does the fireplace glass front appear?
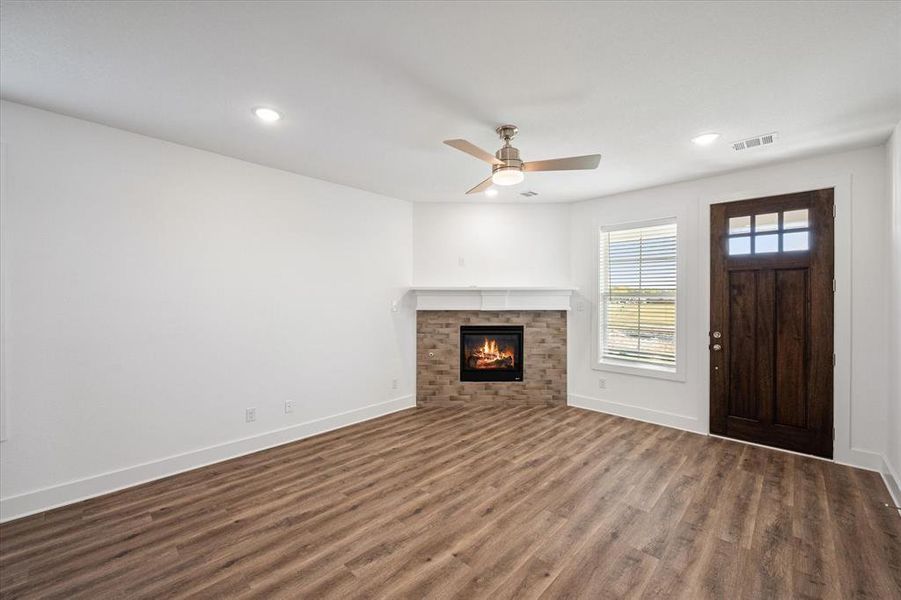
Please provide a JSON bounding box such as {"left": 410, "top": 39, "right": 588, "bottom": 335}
{"left": 460, "top": 325, "right": 524, "bottom": 382}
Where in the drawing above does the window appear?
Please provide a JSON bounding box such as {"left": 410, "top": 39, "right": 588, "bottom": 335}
{"left": 727, "top": 209, "right": 809, "bottom": 255}
{"left": 598, "top": 220, "right": 678, "bottom": 373}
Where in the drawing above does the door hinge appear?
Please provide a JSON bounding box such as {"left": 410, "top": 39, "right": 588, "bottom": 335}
{"left": 832, "top": 204, "right": 836, "bottom": 219}
{"left": 833, "top": 427, "right": 836, "bottom": 441}
{"left": 832, "top": 279, "right": 836, "bottom": 293}
{"left": 832, "top": 353, "right": 836, "bottom": 367}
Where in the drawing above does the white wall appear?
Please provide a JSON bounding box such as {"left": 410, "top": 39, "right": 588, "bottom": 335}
{"left": 568, "top": 191, "right": 702, "bottom": 431}
{"left": 411, "top": 148, "right": 892, "bottom": 474}
{"left": 0, "top": 101, "right": 415, "bottom": 521}
{"left": 887, "top": 121, "right": 901, "bottom": 503}
{"left": 569, "top": 146, "right": 891, "bottom": 471}
{"left": 413, "top": 203, "right": 571, "bottom": 286}
{"left": 1, "top": 100, "right": 895, "bottom": 521}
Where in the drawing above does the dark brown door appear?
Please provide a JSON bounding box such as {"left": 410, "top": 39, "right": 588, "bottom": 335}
{"left": 710, "top": 189, "right": 834, "bottom": 458}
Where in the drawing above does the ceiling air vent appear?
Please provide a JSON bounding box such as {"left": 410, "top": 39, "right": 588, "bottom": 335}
{"left": 520, "top": 190, "right": 539, "bottom": 197}
{"left": 732, "top": 132, "right": 778, "bottom": 151}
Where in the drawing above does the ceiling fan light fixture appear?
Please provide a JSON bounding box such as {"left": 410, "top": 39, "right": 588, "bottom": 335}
{"left": 491, "top": 167, "right": 524, "bottom": 186}
{"left": 444, "top": 125, "right": 601, "bottom": 195}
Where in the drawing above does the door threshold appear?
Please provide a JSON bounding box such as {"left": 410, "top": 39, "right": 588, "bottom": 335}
{"left": 707, "top": 433, "right": 834, "bottom": 465}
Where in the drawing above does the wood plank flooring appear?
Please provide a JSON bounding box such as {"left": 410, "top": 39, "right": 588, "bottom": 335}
{"left": 1, "top": 405, "right": 899, "bottom": 599}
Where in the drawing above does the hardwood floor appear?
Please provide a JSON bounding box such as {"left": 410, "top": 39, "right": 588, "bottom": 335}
{"left": 1, "top": 405, "right": 899, "bottom": 599}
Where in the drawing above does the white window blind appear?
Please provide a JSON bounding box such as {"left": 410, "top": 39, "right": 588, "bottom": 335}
{"left": 599, "top": 220, "right": 677, "bottom": 369}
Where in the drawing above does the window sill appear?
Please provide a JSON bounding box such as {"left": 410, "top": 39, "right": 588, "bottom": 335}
{"left": 592, "top": 359, "right": 686, "bottom": 382}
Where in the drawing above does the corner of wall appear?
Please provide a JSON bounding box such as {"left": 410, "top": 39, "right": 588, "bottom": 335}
{"left": 884, "top": 121, "right": 901, "bottom": 504}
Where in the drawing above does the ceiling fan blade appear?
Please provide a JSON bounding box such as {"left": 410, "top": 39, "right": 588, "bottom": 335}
{"left": 522, "top": 154, "right": 601, "bottom": 172}
{"left": 465, "top": 176, "right": 493, "bottom": 195}
{"left": 444, "top": 139, "right": 504, "bottom": 166}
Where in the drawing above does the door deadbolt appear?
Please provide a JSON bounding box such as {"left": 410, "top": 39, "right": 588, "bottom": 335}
{"left": 712, "top": 331, "right": 722, "bottom": 339}
{"left": 712, "top": 344, "right": 722, "bottom": 351}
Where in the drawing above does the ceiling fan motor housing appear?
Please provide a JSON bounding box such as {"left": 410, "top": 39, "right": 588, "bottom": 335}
{"left": 494, "top": 144, "right": 523, "bottom": 173}
{"left": 494, "top": 124, "right": 523, "bottom": 172}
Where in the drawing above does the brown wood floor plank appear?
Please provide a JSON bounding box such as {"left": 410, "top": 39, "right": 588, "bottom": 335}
{"left": 1, "top": 405, "right": 899, "bottom": 599}
{"left": 822, "top": 460, "right": 900, "bottom": 599}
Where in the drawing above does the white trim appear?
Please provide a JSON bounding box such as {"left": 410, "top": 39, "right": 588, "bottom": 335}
{"left": 881, "top": 456, "right": 901, "bottom": 514}
{"left": 568, "top": 393, "right": 702, "bottom": 433}
{"left": 600, "top": 216, "right": 677, "bottom": 234}
{"left": 410, "top": 286, "right": 577, "bottom": 291}
{"left": 411, "top": 287, "right": 574, "bottom": 311}
{"left": 0, "top": 141, "right": 7, "bottom": 442}
{"left": 834, "top": 448, "right": 885, "bottom": 472}
{"left": 592, "top": 358, "right": 682, "bottom": 381}
{"left": 698, "top": 176, "right": 852, "bottom": 463}
{"left": 592, "top": 215, "right": 687, "bottom": 382}
{"left": 0, "top": 395, "right": 415, "bottom": 523}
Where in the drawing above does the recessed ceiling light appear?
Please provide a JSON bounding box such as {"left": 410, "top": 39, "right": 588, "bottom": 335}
{"left": 253, "top": 107, "right": 282, "bottom": 122}
{"left": 484, "top": 188, "right": 498, "bottom": 198}
{"left": 691, "top": 132, "right": 720, "bottom": 146}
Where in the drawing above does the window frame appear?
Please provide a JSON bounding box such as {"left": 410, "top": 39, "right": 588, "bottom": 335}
{"left": 593, "top": 216, "right": 686, "bottom": 381}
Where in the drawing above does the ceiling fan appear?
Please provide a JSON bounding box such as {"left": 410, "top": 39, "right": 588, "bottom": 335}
{"left": 444, "top": 125, "right": 601, "bottom": 194}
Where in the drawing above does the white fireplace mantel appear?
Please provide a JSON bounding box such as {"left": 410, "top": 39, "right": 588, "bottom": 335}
{"left": 410, "top": 286, "right": 576, "bottom": 311}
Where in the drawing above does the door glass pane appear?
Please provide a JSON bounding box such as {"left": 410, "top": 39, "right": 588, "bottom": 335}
{"left": 783, "top": 209, "right": 809, "bottom": 230}
{"left": 755, "top": 213, "right": 779, "bottom": 232}
{"left": 728, "top": 236, "right": 751, "bottom": 255}
{"left": 783, "top": 231, "right": 809, "bottom": 251}
{"left": 729, "top": 216, "right": 751, "bottom": 234}
{"left": 754, "top": 233, "right": 779, "bottom": 253}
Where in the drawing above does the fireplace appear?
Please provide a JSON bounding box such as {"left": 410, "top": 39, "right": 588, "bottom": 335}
{"left": 460, "top": 325, "right": 524, "bottom": 382}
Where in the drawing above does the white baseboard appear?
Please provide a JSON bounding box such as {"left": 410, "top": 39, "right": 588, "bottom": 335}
{"left": 0, "top": 395, "right": 415, "bottom": 523}
{"left": 568, "top": 393, "right": 704, "bottom": 434}
{"left": 882, "top": 455, "right": 901, "bottom": 513}
{"left": 834, "top": 447, "right": 885, "bottom": 472}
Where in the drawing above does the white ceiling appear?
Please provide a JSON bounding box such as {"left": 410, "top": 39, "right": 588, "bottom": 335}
{"left": 1, "top": 1, "right": 899, "bottom": 203}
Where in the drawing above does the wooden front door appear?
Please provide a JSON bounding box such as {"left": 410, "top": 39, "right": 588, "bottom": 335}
{"left": 710, "top": 189, "right": 834, "bottom": 458}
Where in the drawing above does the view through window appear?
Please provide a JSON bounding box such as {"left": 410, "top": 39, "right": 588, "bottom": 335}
{"left": 598, "top": 220, "right": 677, "bottom": 370}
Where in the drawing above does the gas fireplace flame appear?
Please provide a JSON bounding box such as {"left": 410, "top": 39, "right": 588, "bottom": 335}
{"left": 470, "top": 337, "right": 515, "bottom": 369}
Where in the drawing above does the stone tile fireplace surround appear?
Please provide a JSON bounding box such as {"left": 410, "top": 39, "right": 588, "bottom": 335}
{"left": 416, "top": 309, "right": 566, "bottom": 407}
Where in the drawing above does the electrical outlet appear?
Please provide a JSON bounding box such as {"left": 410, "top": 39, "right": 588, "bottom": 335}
{"left": 458, "top": 256, "right": 465, "bottom": 267}
{"left": 391, "top": 300, "right": 398, "bottom": 313}
{"left": 284, "top": 400, "right": 294, "bottom": 414}
{"left": 392, "top": 378, "right": 398, "bottom": 390}
{"left": 245, "top": 407, "right": 257, "bottom": 422}
{"left": 598, "top": 379, "right": 606, "bottom": 390}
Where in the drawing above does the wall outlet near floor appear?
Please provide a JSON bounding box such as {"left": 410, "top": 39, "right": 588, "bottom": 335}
{"left": 598, "top": 378, "right": 607, "bottom": 390}
{"left": 392, "top": 378, "right": 399, "bottom": 390}
{"left": 245, "top": 407, "right": 257, "bottom": 423}
{"left": 284, "top": 400, "right": 294, "bottom": 414}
